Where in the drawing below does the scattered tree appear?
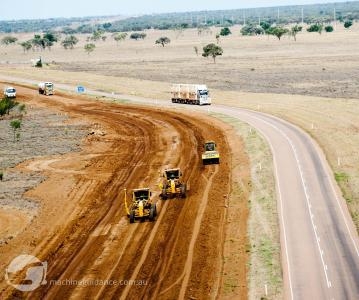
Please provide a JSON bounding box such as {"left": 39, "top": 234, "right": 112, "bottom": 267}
{"left": 42, "top": 32, "right": 58, "bottom": 50}
{"left": 344, "top": 20, "right": 353, "bottom": 28}
{"left": 84, "top": 43, "right": 96, "bottom": 55}
{"left": 10, "top": 119, "right": 21, "bottom": 142}
{"left": 112, "top": 32, "right": 127, "bottom": 44}
{"left": 202, "top": 43, "right": 223, "bottom": 63}
{"left": 30, "top": 32, "right": 57, "bottom": 51}
{"left": 20, "top": 41, "right": 32, "bottom": 53}
{"left": 260, "top": 21, "right": 271, "bottom": 31}
{"left": 91, "top": 29, "right": 105, "bottom": 41}
{"left": 0, "top": 171, "right": 3, "bottom": 181}
{"left": 155, "top": 37, "right": 171, "bottom": 47}
{"left": 290, "top": 25, "right": 302, "bottom": 41}
{"left": 240, "top": 25, "right": 264, "bottom": 36}
{"left": 268, "top": 26, "right": 289, "bottom": 40}
{"left": 130, "top": 32, "right": 147, "bottom": 40}
{"left": 220, "top": 27, "right": 231, "bottom": 36}
{"left": 1, "top": 36, "right": 18, "bottom": 46}
{"left": 61, "top": 35, "right": 79, "bottom": 49}
{"left": 325, "top": 25, "right": 334, "bottom": 32}
{"left": 307, "top": 23, "right": 323, "bottom": 34}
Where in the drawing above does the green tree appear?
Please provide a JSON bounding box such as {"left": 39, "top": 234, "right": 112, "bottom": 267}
{"left": 155, "top": 37, "right": 171, "bottom": 47}
{"left": 260, "top": 21, "right": 271, "bottom": 31}
{"left": 10, "top": 119, "right": 21, "bottom": 142}
{"left": 84, "top": 43, "right": 96, "bottom": 55}
{"left": 42, "top": 32, "right": 58, "bottom": 50}
{"left": 290, "top": 25, "right": 302, "bottom": 41}
{"left": 1, "top": 36, "right": 18, "bottom": 46}
{"left": 344, "top": 20, "right": 353, "bottom": 28}
{"left": 202, "top": 43, "right": 223, "bottom": 63}
{"left": 130, "top": 32, "right": 146, "bottom": 40}
{"left": 31, "top": 34, "right": 44, "bottom": 51}
{"left": 325, "top": 25, "right": 334, "bottom": 32}
{"left": 20, "top": 40, "right": 32, "bottom": 53}
{"left": 307, "top": 23, "right": 323, "bottom": 34}
{"left": 268, "top": 26, "right": 289, "bottom": 40}
{"left": 240, "top": 25, "right": 264, "bottom": 36}
{"left": 91, "top": 29, "right": 105, "bottom": 41}
{"left": 112, "top": 32, "right": 127, "bottom": 44}
{"left": 61, "top": 35, "right": 79, "bottom": 49}
{"left": 220, "top": 27, "right": 231, "bottom": 36}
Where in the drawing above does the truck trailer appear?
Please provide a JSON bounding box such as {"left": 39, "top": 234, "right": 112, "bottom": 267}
{"left": 171, "top": 84, "right": 211, "bottom": 105}
{"left": 38, "top": 82, "right": 54, "bottom": 96}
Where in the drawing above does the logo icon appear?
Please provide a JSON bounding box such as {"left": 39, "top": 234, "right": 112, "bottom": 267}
{"left": 5, "top": 254, "right": 47, "bottom": 292}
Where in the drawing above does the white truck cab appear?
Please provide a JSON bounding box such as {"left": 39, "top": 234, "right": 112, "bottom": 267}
{"left": 3, "top": 87, "right": 16, "bottom": 98}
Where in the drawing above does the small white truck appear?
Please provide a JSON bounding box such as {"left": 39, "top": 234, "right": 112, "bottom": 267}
{"left": 38, "top": 82, "right": 54, "bottom": 95}
{"left": 171, "top": 84, "right": 211, "bottom": 105}
{"left": 3, "top": 87, "right": 16, "bottom": 98}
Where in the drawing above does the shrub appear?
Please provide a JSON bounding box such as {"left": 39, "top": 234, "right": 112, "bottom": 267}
{"left": 220, "top": 27, "right": 231, "bottom": 36}
{"left": 344, "top": 20, "right": 353, "bottom": 28}
{"left": 325, "top": 25, "right": 334, "bottom": 32}
{"left": 307, "top": 23, "right": 323, "bottom": 34}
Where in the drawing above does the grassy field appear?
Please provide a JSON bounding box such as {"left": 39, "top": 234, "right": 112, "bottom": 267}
{"left": 1, "top": 23, "right": 359, "bottom": 298}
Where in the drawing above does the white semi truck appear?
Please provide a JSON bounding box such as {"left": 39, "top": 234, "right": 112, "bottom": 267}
{"left": 171, "top": 84, "right": 211, "bottom": 105}
{"left": 38, "top": 82, "right": 54, "bottom": 95}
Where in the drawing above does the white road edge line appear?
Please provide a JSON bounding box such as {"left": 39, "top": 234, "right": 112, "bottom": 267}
{"left": 252, "top": 114, "right": 332, "bottom": 289}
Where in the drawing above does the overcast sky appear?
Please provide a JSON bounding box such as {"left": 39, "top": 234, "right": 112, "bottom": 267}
{"left": 0, "top": 0, "right": 353, "bottom": 20}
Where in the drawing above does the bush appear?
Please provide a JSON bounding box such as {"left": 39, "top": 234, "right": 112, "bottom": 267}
{"left": 130, "top": 32, "right": 147, "bottom": 40}
{"left": 0, "top": 97, "right": 18, "bottom": 116}
{"left": 220, "top": 27, "right": 231, "bottom": 36}
{"left": 307, "top": 23, "right": 323, "bottom": 34}
{"left": 344, "top": 20, "right": 353, "bottom": 28}
{"left": 240, "top": 25, "right": 264, "bottom": 36}
{"left": 155, "top": 37, "right": 171, "bottom": 47}
{"left": 325, "top": 25, "right": 334, "bottom": 32}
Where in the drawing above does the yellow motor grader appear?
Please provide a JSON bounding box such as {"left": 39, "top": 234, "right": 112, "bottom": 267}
{"left": 124, "top": 188, "right": 157, "bottom": 223}
{"left": 159, "top": 168, "right": 187, "bottom": 199}
{"left": 202, "top": 141, "right": 220, "bottom": 165}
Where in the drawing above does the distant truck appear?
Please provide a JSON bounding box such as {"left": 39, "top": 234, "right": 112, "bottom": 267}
{"left": 3, "top": 87, "right": 16, "bottom": 98}
{"left": 171, "top": 84, "right": 211, "bottom": 105}
{"left": 38, "top": 82, "right": 54, "bottom": 95}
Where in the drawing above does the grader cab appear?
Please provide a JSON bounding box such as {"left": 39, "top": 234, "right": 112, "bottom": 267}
{"left": 202, "top": 141, "right": 220, "bottom": 165}
{"left": 159, "top": 168, "right": 187, "bottom": 199}
{"left": 124, "top": 188, "right": 157, "bottom": 223}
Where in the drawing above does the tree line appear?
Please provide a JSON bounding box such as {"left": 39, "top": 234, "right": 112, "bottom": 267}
{"left": 0, "top": 2, "right": 358, "bottom": 34}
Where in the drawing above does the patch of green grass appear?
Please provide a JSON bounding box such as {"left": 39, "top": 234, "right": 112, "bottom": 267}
{"left": 334, "top": 172, "right": 349, "bottom": 183}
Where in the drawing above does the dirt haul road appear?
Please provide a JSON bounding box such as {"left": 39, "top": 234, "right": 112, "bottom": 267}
{"left": 1, "top": 85, "right": 245, "bottom": 299}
